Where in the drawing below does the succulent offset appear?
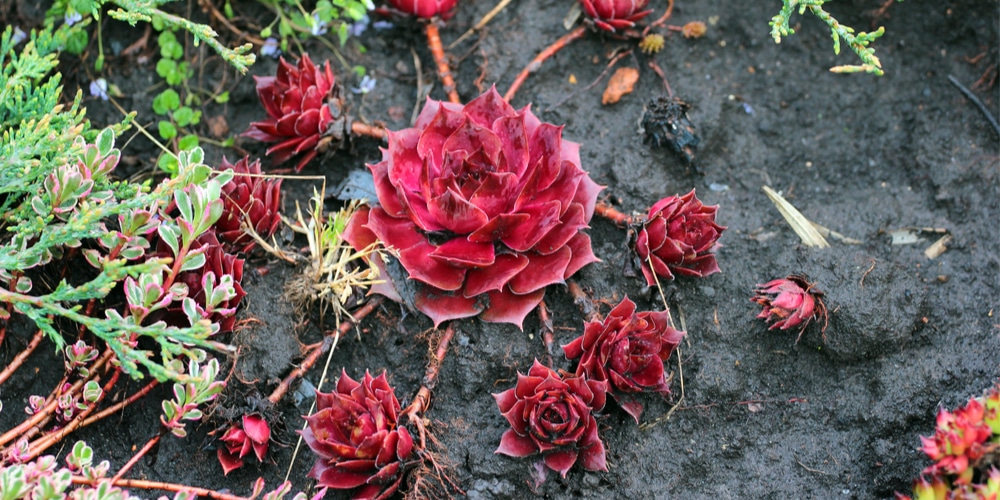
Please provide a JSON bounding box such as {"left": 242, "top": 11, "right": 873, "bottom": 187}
{"left": 343, "top": 87, "right": 601, "bottom": 327}
{"left": 633, "top": 190, "right": 725, "bottom": 285}
{"left": 751, "top": 274, "right": 828, "bottom": 343}
{"left": 215, "top": 155, "right": 283, "bottom": 254}
{"left": 217, "top": 414, "right": 271, "bottom": 475}
{"left": 562, "top": 296, "right": 684, "bottom": 422}
{"left": 493, "top": 360, "right": 608, "bottom": 478}
{"left": 302, "top": 370, "right": 414, "bottom": 499}
{"left": 579, "top": 0, "right": 653, "bottom": 32}
{"left": 243, "top": 54, "right": 346, "bottom": 172}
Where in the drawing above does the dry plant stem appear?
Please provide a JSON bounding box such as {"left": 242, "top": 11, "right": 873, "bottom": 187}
{"left": 566, "top": 279, "right": 601, "bottom": 322}
{"left": 594, "top": 201, "right": 633, "bottom": 226}
{"left": 647, "top": 60, "right": 674, "bottom": 97}
{"left": 198, "top": 0, "right": 267, "bottom": 46}
{"left": 402, "top": 324, "right": 456, "bottom": 449}
{"left": 268, "top": 296, "right": 383, "bottom": 405}
{"left": 351, "top": 121, "right": 388, "bottom": 141}
{"left": 537, "top": 300, "right": 555, "bottom": 365}
{"left": 425, "top": 22, "right": 462, "bottom": 104}
{"left": 642, "top": 0, "right": 675, "bottom": 37}
{"left": 71, "top": 477, "right": 248, "bottom": 500}
{"left": 503, "top": 26, "right": 588, "bottom": 103}
{"left": 111, "top": 431, "right": 160, "bottom": 483}
{"left": 0, "top": 328, "right": 44, "bottom": 385}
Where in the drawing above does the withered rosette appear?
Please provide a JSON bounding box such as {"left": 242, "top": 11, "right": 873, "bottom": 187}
{"left": 243, "top": 54, "right": 346, "bottom": 172}
{"left": 633, "top": 189, "right": 725, "bottom": 286}
{"left": 493, "top": 360, "right": 608, "bottom": 478}
{"left": 216, "top": 414, "right": 271, "bottom": 475}
{"left": 343, "top": 87, "right": 601, "bottom": 327}
{"left": 302, "top": 370, "right": 414, "bottom": 499}
{"left": 562, "top": 296, "right": 683, "bottom": 422}
{"left": 215, "top": 155, "right": 282, "bottom": 254}
{"left": 580, "top": 0, "right": 653, "bottom": 32}
{"left": 751, "top": 274, "right": 828, "bottom": 342}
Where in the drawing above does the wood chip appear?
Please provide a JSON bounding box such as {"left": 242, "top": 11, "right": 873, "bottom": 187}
{"left": 762, "top": 186, "right": 830, "bottom": 248}
{"left": 602, "top": 67, "right": 639, "bottom": 105}
{"left": 924, "top": 234, "right": 952, "bottom": 259}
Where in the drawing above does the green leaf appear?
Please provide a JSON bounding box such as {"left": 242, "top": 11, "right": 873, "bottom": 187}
{"left": 178, "top": 134, "right": 199, "bottom": 150}
{"left": 158, "top": 120, "right": 177, "bottom": 140}
{"left": 158, "top": 154, "right": 179, "bottom": 175}
{"left": 152, "top": 89, "right": 181, "bottom": 115}
{"left": 173, "top": 106, "right": 194, "bottom": 127}
{"left": 156, "top": 58, "right": 177, "bottom": 79}
{"left": 214, "top": 91, "right": 230, "bottom": 104}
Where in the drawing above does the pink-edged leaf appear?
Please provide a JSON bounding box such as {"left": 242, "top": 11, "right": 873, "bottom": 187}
{"left": 496, "top": 429, "right": 538, "bottom": 458}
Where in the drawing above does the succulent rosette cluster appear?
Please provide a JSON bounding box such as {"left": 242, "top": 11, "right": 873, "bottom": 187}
{"left": 897, "top": 385, "right": 1000, "bottom": 500}
{"left": 217, "top": 414, "right": 271, "bottom": 475}
{"left": 243, "top": 54, "right": 342, "bottom": 171}
{"left": 343, "top": 87, "right": 601, "bottom": 327}
{"left": 493, "top": 360, "right": 608, "bottom": 477}
{"left": 562, "top": 296, "right": 683, "bottom": 422}
{"left": 580, "top": 0, "right": 653, "bottom": 33}
{"left": 302, "top": 370, "right": 414, "bottom": 499}
{"left": 751, "top": 274, "right": 828, "bottom": 342}
{"left": 215, "top": 156, "right": 282, "bottom": 254}
{"left": 633, "top": 190, "right": 725, "bottom": 286}
{"left": 388, "top": 0, "right": 458, "bottom": 19}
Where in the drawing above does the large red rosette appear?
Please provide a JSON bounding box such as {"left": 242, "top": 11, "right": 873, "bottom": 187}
{"left": 633, "top": 189, "right": 724, "bottom": 286}
{"left": 562, "top": 296, "right": 683, "bottom": 422}
{"left": 387, "top": 0, "right": 458, "bottom": 19}
{"left": 343, "top": 87, "right": 601, "bottom": 327}
{"left": 215, "top": 156, "right": 282, "bottom": 254}
{"left": 579, "top": 0, "right": 653, "bottom": 33}
{"left": 302, "top": 370, "right": 414, "bottom": 500}
{"left": 493, "top": 360, "right": 608, "bottom": 477}
{"left": 243, "top": 54, "right": 338, "bottom": 171}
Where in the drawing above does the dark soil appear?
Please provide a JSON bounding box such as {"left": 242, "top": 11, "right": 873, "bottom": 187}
{"left": 2, "top": 0, "right": 999, "bottom": 498}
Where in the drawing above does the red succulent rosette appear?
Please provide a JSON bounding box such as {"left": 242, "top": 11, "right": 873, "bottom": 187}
{"left": 387, "top": 0, "right": 458, "bottom": 19}
{"left": 493, "top": 360, "right": 608, "bottom": 478}
{"left": 343, "top": 87, "right": 601, "bottom": 327}
{"left": 215, "top": 156, "right": 282, "bottom": 254}
{"left": 302, "top": 370, "right": 414, "bottom": 499}
{"left": 580, "top": 0, "right": 653, "bottom": 33}
{"left": 751, "top": 274, "right": 827, "bottom": 342}
{"left": 920, "top": 398, "right": 994, "bottom": 484}
{"left": 217, "top": 414, "right": 271, "bottom": 475}
{"left": 633, "top": 189, "right": 724, "bottom": 285}
{"left": 243, "top": 54, "right": 342, "bottom": 172}
{"left": 562, "top": 296, "right": 683, "bottom": 422}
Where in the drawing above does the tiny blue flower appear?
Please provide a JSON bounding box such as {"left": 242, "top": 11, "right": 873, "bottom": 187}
{"left": 310, "top": 13, "right": 328, "bottom": 36}
{"left": 65, "top": 9, "right": 83, "bottom": 26}
{"left": 11, "top": 27, "right": 27, "bottom": 46}
{"left": 89, "top": 78, "right": 109, "bottom": 101}
{"left": 261, "top": 37, "right": 280, "bottom": 58}
{"left": 349, "top": 14, "right": 370, "bottom": 37}
{"left": 372, "top": 20, "right": 394, "bottom": 30}
{"left": 351, "top": 75, "right": 376, "bottom": 95}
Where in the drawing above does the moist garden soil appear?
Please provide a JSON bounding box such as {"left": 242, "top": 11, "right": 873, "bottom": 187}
{"left": 2, "top": 0, "right": 999, "bottom": 498}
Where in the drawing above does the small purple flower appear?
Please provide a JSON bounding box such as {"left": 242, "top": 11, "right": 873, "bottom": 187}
{"left": 351, "top": 75, "right": 376, "bottom": 94}
{"left": 11, "top": 27, "right": 27, "bottom": 46}
{"left": 349, "top": 14, "right": 370, "bottom": 37}
{"left": 89, "top": 78, "right": 109, "bottom": 101}
{"left": 309, "top": 13, "right": 328, "bottom": 36}
{"left": 65, "top": 8, "right": 83, "bottom": 26}
{"left": 372, "top": 20, "right": 395, "bottom": 30}
{"left": 260, "top": 37, "right": 280, "bottom": 58}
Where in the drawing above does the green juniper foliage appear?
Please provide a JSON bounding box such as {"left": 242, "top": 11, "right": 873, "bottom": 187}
{"left": 770, "top": 0, "right": 902, "bottom": 76}
{"left": 0, "top": 24, "right": 237, "bottom": 384}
